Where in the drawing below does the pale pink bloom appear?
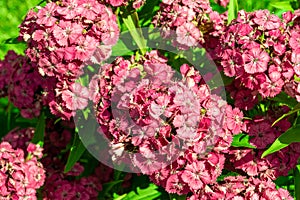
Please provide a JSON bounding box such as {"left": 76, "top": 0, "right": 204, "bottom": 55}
{"left": 62, "top": 83, "right": 89, "bottom": 111}
{"left": 53, "top": 20, "right": 83, "bottom": 46}
{"left": 243, "top": 48, "right": 270, "bottom": 74}
{"left": 176, "top": 22, "right": 201, "bottom": 47}
{"left": 36, "top": 2, "right": 57, "bottom": 26}
{"left": 75, "top": 36, "right": 98, "bottom": 61}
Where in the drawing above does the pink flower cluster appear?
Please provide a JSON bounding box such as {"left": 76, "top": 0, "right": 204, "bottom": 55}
{"left": 2, "top": 127, "right": 35, "bottom": 151}
{"left": 19, "top": 0, "right": 119, "bottom": 120}
{"left": 153, "top": 0, "right": 227, "bottom": 49}
{"left": 217, "top": 10, "right": 300, "bottom": 102}
{"left": 187, "top": 176, "right": 293, "bottom": 200}
{"left": 214, "top": 0, "right": 230, "bottom": 7}
{"left": 0, "top": 141, "right": 45, "bottom": 199}
{"left": 103, "top": 0, "right": 145, "bottom": 9}
{"left": 2, "top": 119, "right": 116, "bottom": 199}
{"left": 227, "top": 106, "right": 300, "bottom": 181}
{"left": 92, "top": 50, "right": 245, "bottom": 194}
{"left": 0, "top": 51, "right": 55, "bottom": 118}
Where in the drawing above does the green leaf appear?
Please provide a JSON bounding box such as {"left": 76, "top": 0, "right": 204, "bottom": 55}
{"left": 272, "top": 103, "right": 300, "bottom": 126}
{"left": 123, "top": 183, "right": 161, "bottom": 200}
{"left": 269, "top": 1, "right": 294, "bottom": 11}
{"left": 169, "top": 194, "right": 187, "bottom": 200}
{"left": 111, "top": 38, "right": 134, "bottom": 57}
{"left": 0, "top": 37, "right": 24, "bottom": 44}
{"left": 262, "top": 124, "right": 300, "bottom": 158}
{"left": 113, "top": 193, "right": 127, "bottom": 200}
{"left": 227, "top": 0, "right": 238, "bottom": 25}
{"left": 121, "top": 9, "right": 147, "bottom": 55}
{"left": 31, "top": 111, "right": 45, "bottom": 145}
{"left": 64, "top": 132, "right": 86, "bottom": 173}
{"left": 270, "top": 92, "right": 298, "bottom": 108}
{"left": 231, "top": 133, "right": 256, "bottom": 148}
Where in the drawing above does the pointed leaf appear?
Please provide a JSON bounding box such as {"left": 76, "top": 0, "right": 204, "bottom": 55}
{"left": 272, "top": 103, "right": 300, "bottom": 126}
{"left": 227, "top": 0, "right": 239, "bottom": 25}
{"left": 123, "top": 183, "right": 161, "bottom": 200}
{"left": 64, "top": 132, "right": 86, "bottom": 173}
{"left": 231, "top": 133, "right": 256, "bottom": 148}
{"left": 121, "top": 9, "right": 147, "bottom": 55}
{"left": 31, "top": 111, "right": 45, "bottom": 145}
{"left": 262, "top": 124, "right": 300, "bottom": 158}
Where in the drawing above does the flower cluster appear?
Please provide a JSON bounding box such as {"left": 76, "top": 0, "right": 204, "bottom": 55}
{"left": 214, "top": 0, "right": 230, "bottom": 7}
{"left": 92, "top": 50, "right": 245, "bottom": 195}
{"left": 2, "top": 119, "right": 116, "bottom": 199}
{"left": 153, "top": 0, "right": 227, "bottom": 50}
{"left": 102, "top": 0, "right": 145, "bottom": 9}
{"left": 0, "top": 51, "right": 55, "bottom": 118}
{"left": 19, "top": 0, "right": 119, "bottom": 120}
{"left": 187, "top": 176, "right": 293, "bottom": 199}
{"left": 226, "top": 106, "right": 300, "bottom": 181}
{"left": 0, "top": 141, "right": 45, "bottom": 199}
{"left": 217, "top": 10, "right": 300, "bottom": 102}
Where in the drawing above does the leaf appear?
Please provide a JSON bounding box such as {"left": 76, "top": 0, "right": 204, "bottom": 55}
{"left": 270, "top": 92, "right": 298, "bottom": 108}
{"left": 113, "top": 193, "right": 127, "bottom": 200}
{"left": 31, "top": 111, "right": 45, "bottom": 145}
{"left": 0, "top": 37, "right": 24, "bottom": 44}
{"left": 64, "top": 131, "right": 86, "bottom": 173}
{"left": 123, "top": 183, "right": 161, "bottom": 200}
{"left": 262, "top": 124, "right": 300, "bottom": 158}
{"left": 227, "top": 0, "right": 239, "bottom": 25}
{"left": 169, "top": 194, "right": 187, "bottom": 200}
{"left": 111, "top": 38, "right": 134, "bottom": 57}
{"left": 269, "top": 1, "right": 294, "bottom": 11}
{"left": 272, "top": 103, "right": 300, "bottom": 126}
{"left": 231, "top": 133, "right": 256, "bottom": 148}
{"left": 121, "top": 9, "right": 147, "bottom": 55}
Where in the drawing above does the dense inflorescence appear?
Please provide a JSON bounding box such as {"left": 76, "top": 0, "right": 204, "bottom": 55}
{"left": 2, "top": 120, "right": 116, "bottom": 199}
{"left": 187, "top": 176, "right": 293, "bottom": 200}
{"left": 0, "top": 51, "right": 55, "bottom": 118}
{"left": 92, "top": 50, "right": 245, "bottom": 195}
{"left": 225, "top": 105, "right": 300, "bottom": 182}
{"left": 101, "top": 0, "right": 146, "bottom": 9}
{"left": 216, "top": 10, "right": 300, "bottom": 102}
{"left": 152, "top": 0, "right": 227, "bottom": 50}
{"left": 19, "top": 0, "right": 119, "bottom": 120}
{"left": 1, "top": 0, "right": 300, "bottom": 199}
{"left": 0, "top": 141, "right": 45, "bottom": 199}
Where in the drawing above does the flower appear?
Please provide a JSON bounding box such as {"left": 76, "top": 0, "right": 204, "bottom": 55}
{"left": 243, "top": 48, "right": 270, "bottom": 74}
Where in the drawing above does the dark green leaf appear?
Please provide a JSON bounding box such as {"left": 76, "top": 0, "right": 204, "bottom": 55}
{"left": 0, "top": 37, "right": 24, "bottom": 44}
{"left": 64, "top": 131, "right": 86, "bottom": 173}
{"left": 270, "top": 92, "right": 298, "bottom": 108}
{"left": 31, "top": 111, "right": 45, "bottom": 145}
{"left": 169, "top": 194, "right": 187, "bottom": 200}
